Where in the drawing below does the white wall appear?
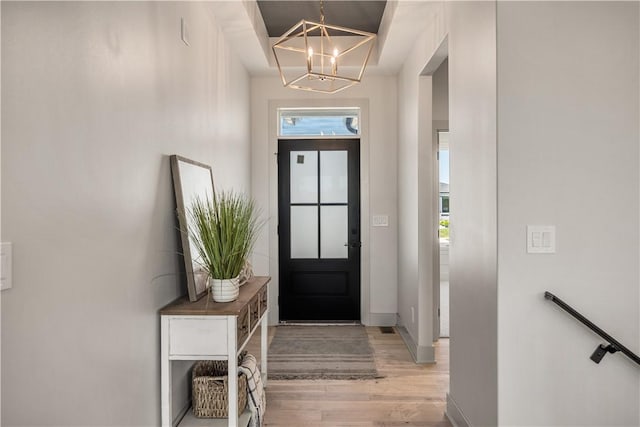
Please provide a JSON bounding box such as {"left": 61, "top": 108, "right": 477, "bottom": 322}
{"left": 397, "top": 2, "right": 638, "bottom": 426}
{"left": 497, "top": 2, "right": 640, "bottom": 425}
{"left": 1, "top": 2, "right": 250, "bottom": 425}
{"left": 446, "top": 2, "right": 498, "bottom": 425}
{"left": 396, "top": 2, "right": 447, "bottom": 361}
{"left": 250, "top": 75, "right": 398, "bottom": 326}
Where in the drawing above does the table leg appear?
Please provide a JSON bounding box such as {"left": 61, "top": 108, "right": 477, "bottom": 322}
{"left": 227, "top": 317, "right": 238, "bottom": 427}
{"left": 261, "top": 312, "right": 268, "bottom": 387}
{"left": 161, "top": 316, "right": 172, "bottom": 427}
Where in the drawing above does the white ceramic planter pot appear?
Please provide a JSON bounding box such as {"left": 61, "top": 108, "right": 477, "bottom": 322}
{"left": 210, "top": 276, "right": 240, "bottom": 302}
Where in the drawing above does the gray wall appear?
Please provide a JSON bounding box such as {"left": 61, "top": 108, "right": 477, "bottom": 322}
{"left": 447, "top": 2, "right": 498, "bottom": 425}
{"left": 1, "top": 2, "right": 250, "bottom": 425}
{"left": 497, "top": 2, "right": 640, "bottom": 425}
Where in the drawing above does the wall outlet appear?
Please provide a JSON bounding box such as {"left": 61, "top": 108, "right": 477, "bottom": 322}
{"left": 411, "top": 306, "right": 415, "bottom": 323}
{"left": 1, "top": 242, "right": 13, "bottom": 291}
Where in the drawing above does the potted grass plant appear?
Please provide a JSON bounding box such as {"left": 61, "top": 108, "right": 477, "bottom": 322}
{"left": 188, "top": 191, "right": 261, "bottom": 302}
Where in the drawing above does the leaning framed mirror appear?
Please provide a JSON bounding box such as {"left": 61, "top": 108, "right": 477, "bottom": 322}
{"left": 170, "top": 155, "right": 215, "bottom": 301}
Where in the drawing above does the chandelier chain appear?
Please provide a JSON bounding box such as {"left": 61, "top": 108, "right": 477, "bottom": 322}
{"left": 320, "top": 0, "right": 325, "bottom": 25}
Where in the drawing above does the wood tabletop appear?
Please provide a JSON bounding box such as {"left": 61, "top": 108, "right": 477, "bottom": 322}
{"left": 159, "top": 276, "right": 270, "bottom": 316}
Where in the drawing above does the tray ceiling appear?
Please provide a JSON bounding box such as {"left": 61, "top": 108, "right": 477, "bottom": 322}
{"left": 257, "top": 1, "right": 387, "bottom": 36}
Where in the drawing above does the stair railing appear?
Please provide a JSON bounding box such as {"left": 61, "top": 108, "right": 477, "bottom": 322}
{"left": 544, "top": 291, "right": 640, "bottom": 366}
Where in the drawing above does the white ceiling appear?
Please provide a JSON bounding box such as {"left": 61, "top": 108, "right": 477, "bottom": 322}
{"left": 204, "top": 1, "right": 441, "bottom": 77}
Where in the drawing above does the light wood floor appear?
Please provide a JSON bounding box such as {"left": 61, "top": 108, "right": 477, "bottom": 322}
{"left": 247, "top": 326, "right": 451, "bottom": 427}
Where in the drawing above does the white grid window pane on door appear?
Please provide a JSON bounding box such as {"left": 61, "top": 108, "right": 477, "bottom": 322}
{"left": 291, "top": 206, "right": 318, "bottom": 259}
{"left": 290, "top": 151, "right": 318, "bottom": 203}
{"left": 320, "top": 206, "right": 348, "bottom": 259}
{"left": 320, "top": 151, "right": 348, "bottom": 204}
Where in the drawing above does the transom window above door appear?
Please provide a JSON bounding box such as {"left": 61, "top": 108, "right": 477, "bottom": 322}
{"left": 278, "top": 108, "right": 360, "bottom": 137}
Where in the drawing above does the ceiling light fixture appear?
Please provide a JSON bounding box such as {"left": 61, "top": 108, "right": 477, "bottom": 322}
{"left": 272, "top": 0, "right": 376, "bottom": 94}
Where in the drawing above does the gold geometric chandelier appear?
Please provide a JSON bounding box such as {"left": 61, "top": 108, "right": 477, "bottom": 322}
{"left": 272, "top": 0, "right": 376, "bottom": 94}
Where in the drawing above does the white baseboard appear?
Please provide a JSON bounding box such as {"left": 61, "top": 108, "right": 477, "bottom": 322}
{"left": 396, "top": 325, "right": 435, "bottom": 363}
{"left": 446, "top": 393, "right": 471, "bottom": 427}
{"left": 367, "top": 313, "right": 397, "bottom": 326}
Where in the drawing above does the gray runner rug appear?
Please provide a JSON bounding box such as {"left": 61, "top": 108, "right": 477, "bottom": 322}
{"left": 267, "top": 325, "right": 380, "bottom": 380}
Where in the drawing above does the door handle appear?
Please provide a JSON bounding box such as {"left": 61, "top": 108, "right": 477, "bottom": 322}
{"left": 344, "top": 242, "right": 362, "bottom": 248}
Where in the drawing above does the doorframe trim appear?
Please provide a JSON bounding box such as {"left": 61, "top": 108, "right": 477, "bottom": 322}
{"left": 267, "top": 99, "right": 371, "bottom": 325}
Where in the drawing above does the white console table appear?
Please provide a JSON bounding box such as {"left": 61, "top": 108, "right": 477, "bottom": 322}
{"left": 160, "top": 277, "right": 270, "bottom": 427}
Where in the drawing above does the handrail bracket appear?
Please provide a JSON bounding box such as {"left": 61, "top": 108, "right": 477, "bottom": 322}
{"left": 590, "top": 343, "right": 619, "bottom": 364}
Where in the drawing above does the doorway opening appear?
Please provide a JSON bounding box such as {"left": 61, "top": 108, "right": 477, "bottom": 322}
{"left": 276, "top": 108, "right": 362, "bottom": 322}
{"left": 438, "top": 130, "right": 450, "bottom": 337}
{"left": 267, "top": 102, "right": 372, "bottom": 325}
{"left": 415, "top": 40, "right": 448, "bottom": 359}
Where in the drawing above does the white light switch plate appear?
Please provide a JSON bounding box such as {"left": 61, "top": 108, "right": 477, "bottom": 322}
{"left": 1, "top": 242, "right": 13, "bottom": 290}
{"left": 372, "top": 215, "right": 389, "bottom": 227}
{"left": 527, "top": 226, "right": 556, "bottom": 254}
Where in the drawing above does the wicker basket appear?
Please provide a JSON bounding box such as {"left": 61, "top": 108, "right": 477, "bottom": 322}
{"left": 192, "top": 360, "right": 248, "bottom": 418}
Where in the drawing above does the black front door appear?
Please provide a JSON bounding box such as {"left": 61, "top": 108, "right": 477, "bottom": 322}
{"left": 278, "top": 139, "right": 361, "bottom": 321}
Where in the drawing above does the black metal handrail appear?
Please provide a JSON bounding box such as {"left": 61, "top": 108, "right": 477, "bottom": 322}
{"left": 545, "top": 291, "right": 640, "bottom": 366}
